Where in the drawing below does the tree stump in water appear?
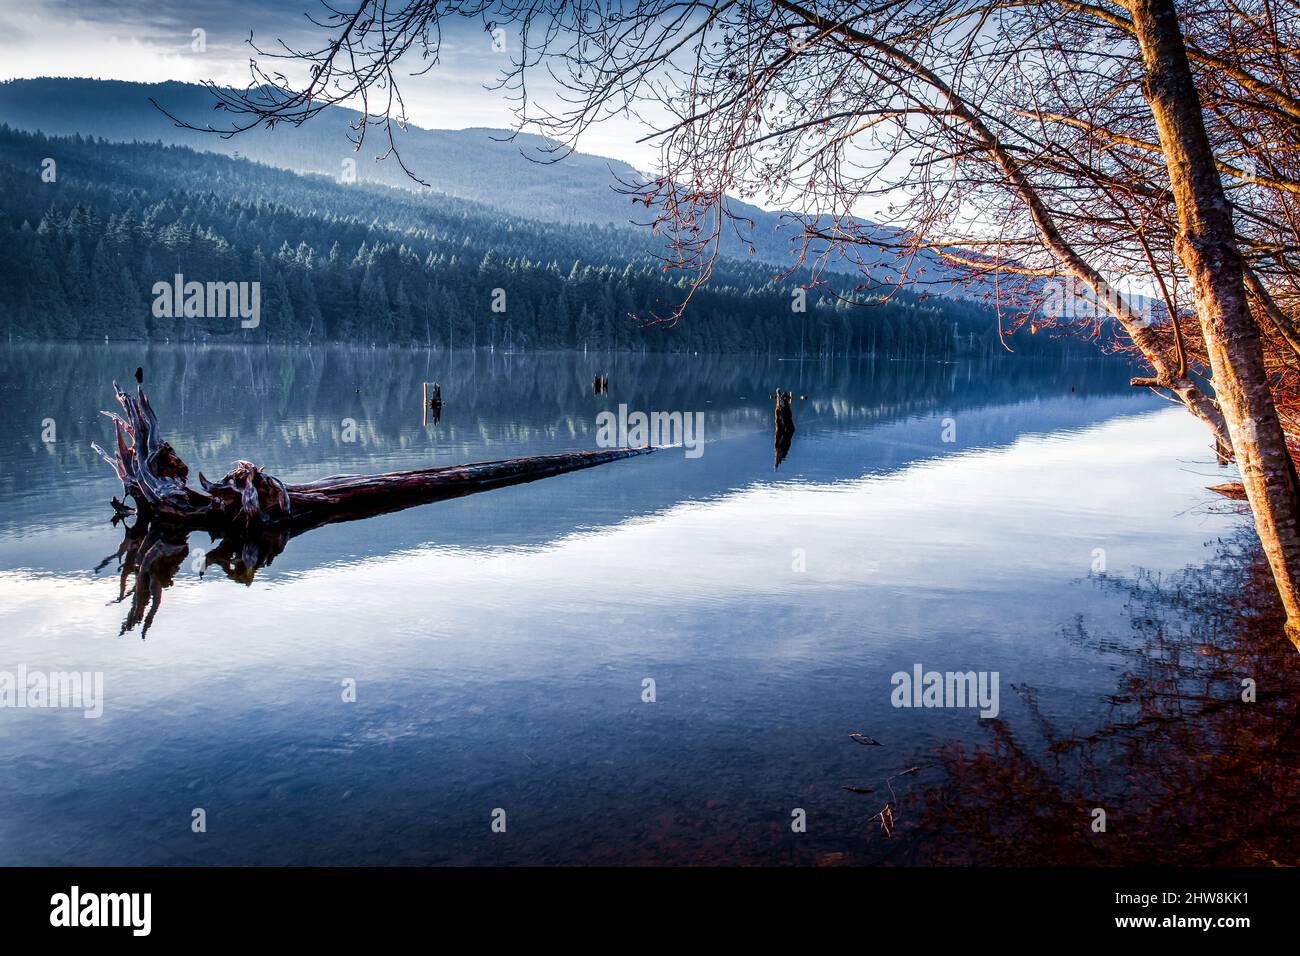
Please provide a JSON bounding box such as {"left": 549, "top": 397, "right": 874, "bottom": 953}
{"left": 424, "top": 382, "right": 443, "bottom": 425}
{"left": 773, "top": 388, "right": 796, "bottom": 469}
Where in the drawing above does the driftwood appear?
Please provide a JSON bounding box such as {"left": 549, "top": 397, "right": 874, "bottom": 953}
{"left": 92, "top": 382, "right": 652, "bottom": 532}
{"left": 1207, "top": 481, "right": 1248, "bottom": 500}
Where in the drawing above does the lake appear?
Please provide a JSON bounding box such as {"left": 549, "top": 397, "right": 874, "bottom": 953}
{"left": 0, "top": 342, "right": 1294, "bottom": 866}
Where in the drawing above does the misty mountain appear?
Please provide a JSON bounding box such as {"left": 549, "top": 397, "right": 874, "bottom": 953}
{"left": 0, "top": 76, "right": 937, "bottom": 284}
{"left": 3, "top": 123, "right": 1062, "bottom": 356}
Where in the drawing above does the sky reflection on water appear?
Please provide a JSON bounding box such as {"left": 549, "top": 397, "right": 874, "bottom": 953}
{"left": 0, "top": 343, "right": 1272, "bottom": 865}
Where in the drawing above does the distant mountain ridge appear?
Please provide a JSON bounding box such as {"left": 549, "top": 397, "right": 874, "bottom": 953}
{"left": 1, "top": 79, "right": 632, "bottom": 217}
{"left": 0, "top": 76, "right": 920, "bottom": 281}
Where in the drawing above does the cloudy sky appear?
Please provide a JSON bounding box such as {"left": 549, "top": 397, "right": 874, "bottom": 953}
{"left": 0, "top": 0, "right": 660, "bottom": 168}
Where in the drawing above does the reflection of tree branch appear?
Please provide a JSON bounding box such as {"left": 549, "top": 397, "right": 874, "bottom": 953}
{"left": 906, "top": 531, "right": 1300, "bottom": 865}
{"left": 870, "top": 766, "right": 919, "bottom": 837}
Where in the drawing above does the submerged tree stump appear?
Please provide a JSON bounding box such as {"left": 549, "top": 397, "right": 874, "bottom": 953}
{"left": 773, "top": 387, "right": 796, "bottom": 469}
{"left": 93, "top": 382, "right": 652, "bottom": 532}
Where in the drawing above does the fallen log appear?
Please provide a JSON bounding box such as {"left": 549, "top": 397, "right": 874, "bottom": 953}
{"left": 93, "top": 382, "right": 653, "bottom": 531}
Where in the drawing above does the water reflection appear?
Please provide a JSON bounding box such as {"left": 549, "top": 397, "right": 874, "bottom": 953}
{"left": 3, "top": 342, "right": 1264, "bottom": 866}
{"left": 892, "top": 530, "right": 1300, "bottom": 866}
{"left": 1, "top": 343, "right": 1152, "bottom": 573}
{"left": 93, "top": 422, "right": 650, "bottom": 635}
{"left": 94, "top": 516, "right": 291, "bottom": 636}
{"left": 94, "top": 517, "right": 189, "bottom": 637}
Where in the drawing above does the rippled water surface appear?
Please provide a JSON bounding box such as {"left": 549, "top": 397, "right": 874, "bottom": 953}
{"left": 2, "top": 342, "right": 1287, "bottom": 866}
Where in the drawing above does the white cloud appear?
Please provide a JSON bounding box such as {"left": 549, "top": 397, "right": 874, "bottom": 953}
{"left": 0, "top": 0, "right": 663, "bottom": 170}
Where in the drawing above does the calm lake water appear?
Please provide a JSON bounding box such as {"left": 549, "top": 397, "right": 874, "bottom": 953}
{"left": 0, "top": 342, "right": 1294, "bottom": 866}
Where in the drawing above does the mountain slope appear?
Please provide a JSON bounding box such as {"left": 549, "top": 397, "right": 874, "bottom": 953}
{"left": 2, "top": 124, "right": 1057, "bottom": 355}
{"left": 0, "top": 77, "right": 927, "bottom": 281}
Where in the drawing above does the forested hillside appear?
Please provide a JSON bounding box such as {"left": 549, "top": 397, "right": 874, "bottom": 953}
{"left": 0, "top": 77, "right": 944, "bottom": 281}
{"left": 0, "top": 78, "right": 651, "bottom": 227}
{"left": 0, "top": 125, "right": 1081, "bottom": 355}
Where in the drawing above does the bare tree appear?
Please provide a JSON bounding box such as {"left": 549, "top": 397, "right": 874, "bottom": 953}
{"left": 189, "top": 0, "right": 1300, "bottom": 643}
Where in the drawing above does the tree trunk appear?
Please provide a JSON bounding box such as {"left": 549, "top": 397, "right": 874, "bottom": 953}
{"left": 1129, "top": 0, "right": 1300, "bottom": 647}
{"left": 777, "top": 0, "right": 1235, "bottom": 455}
